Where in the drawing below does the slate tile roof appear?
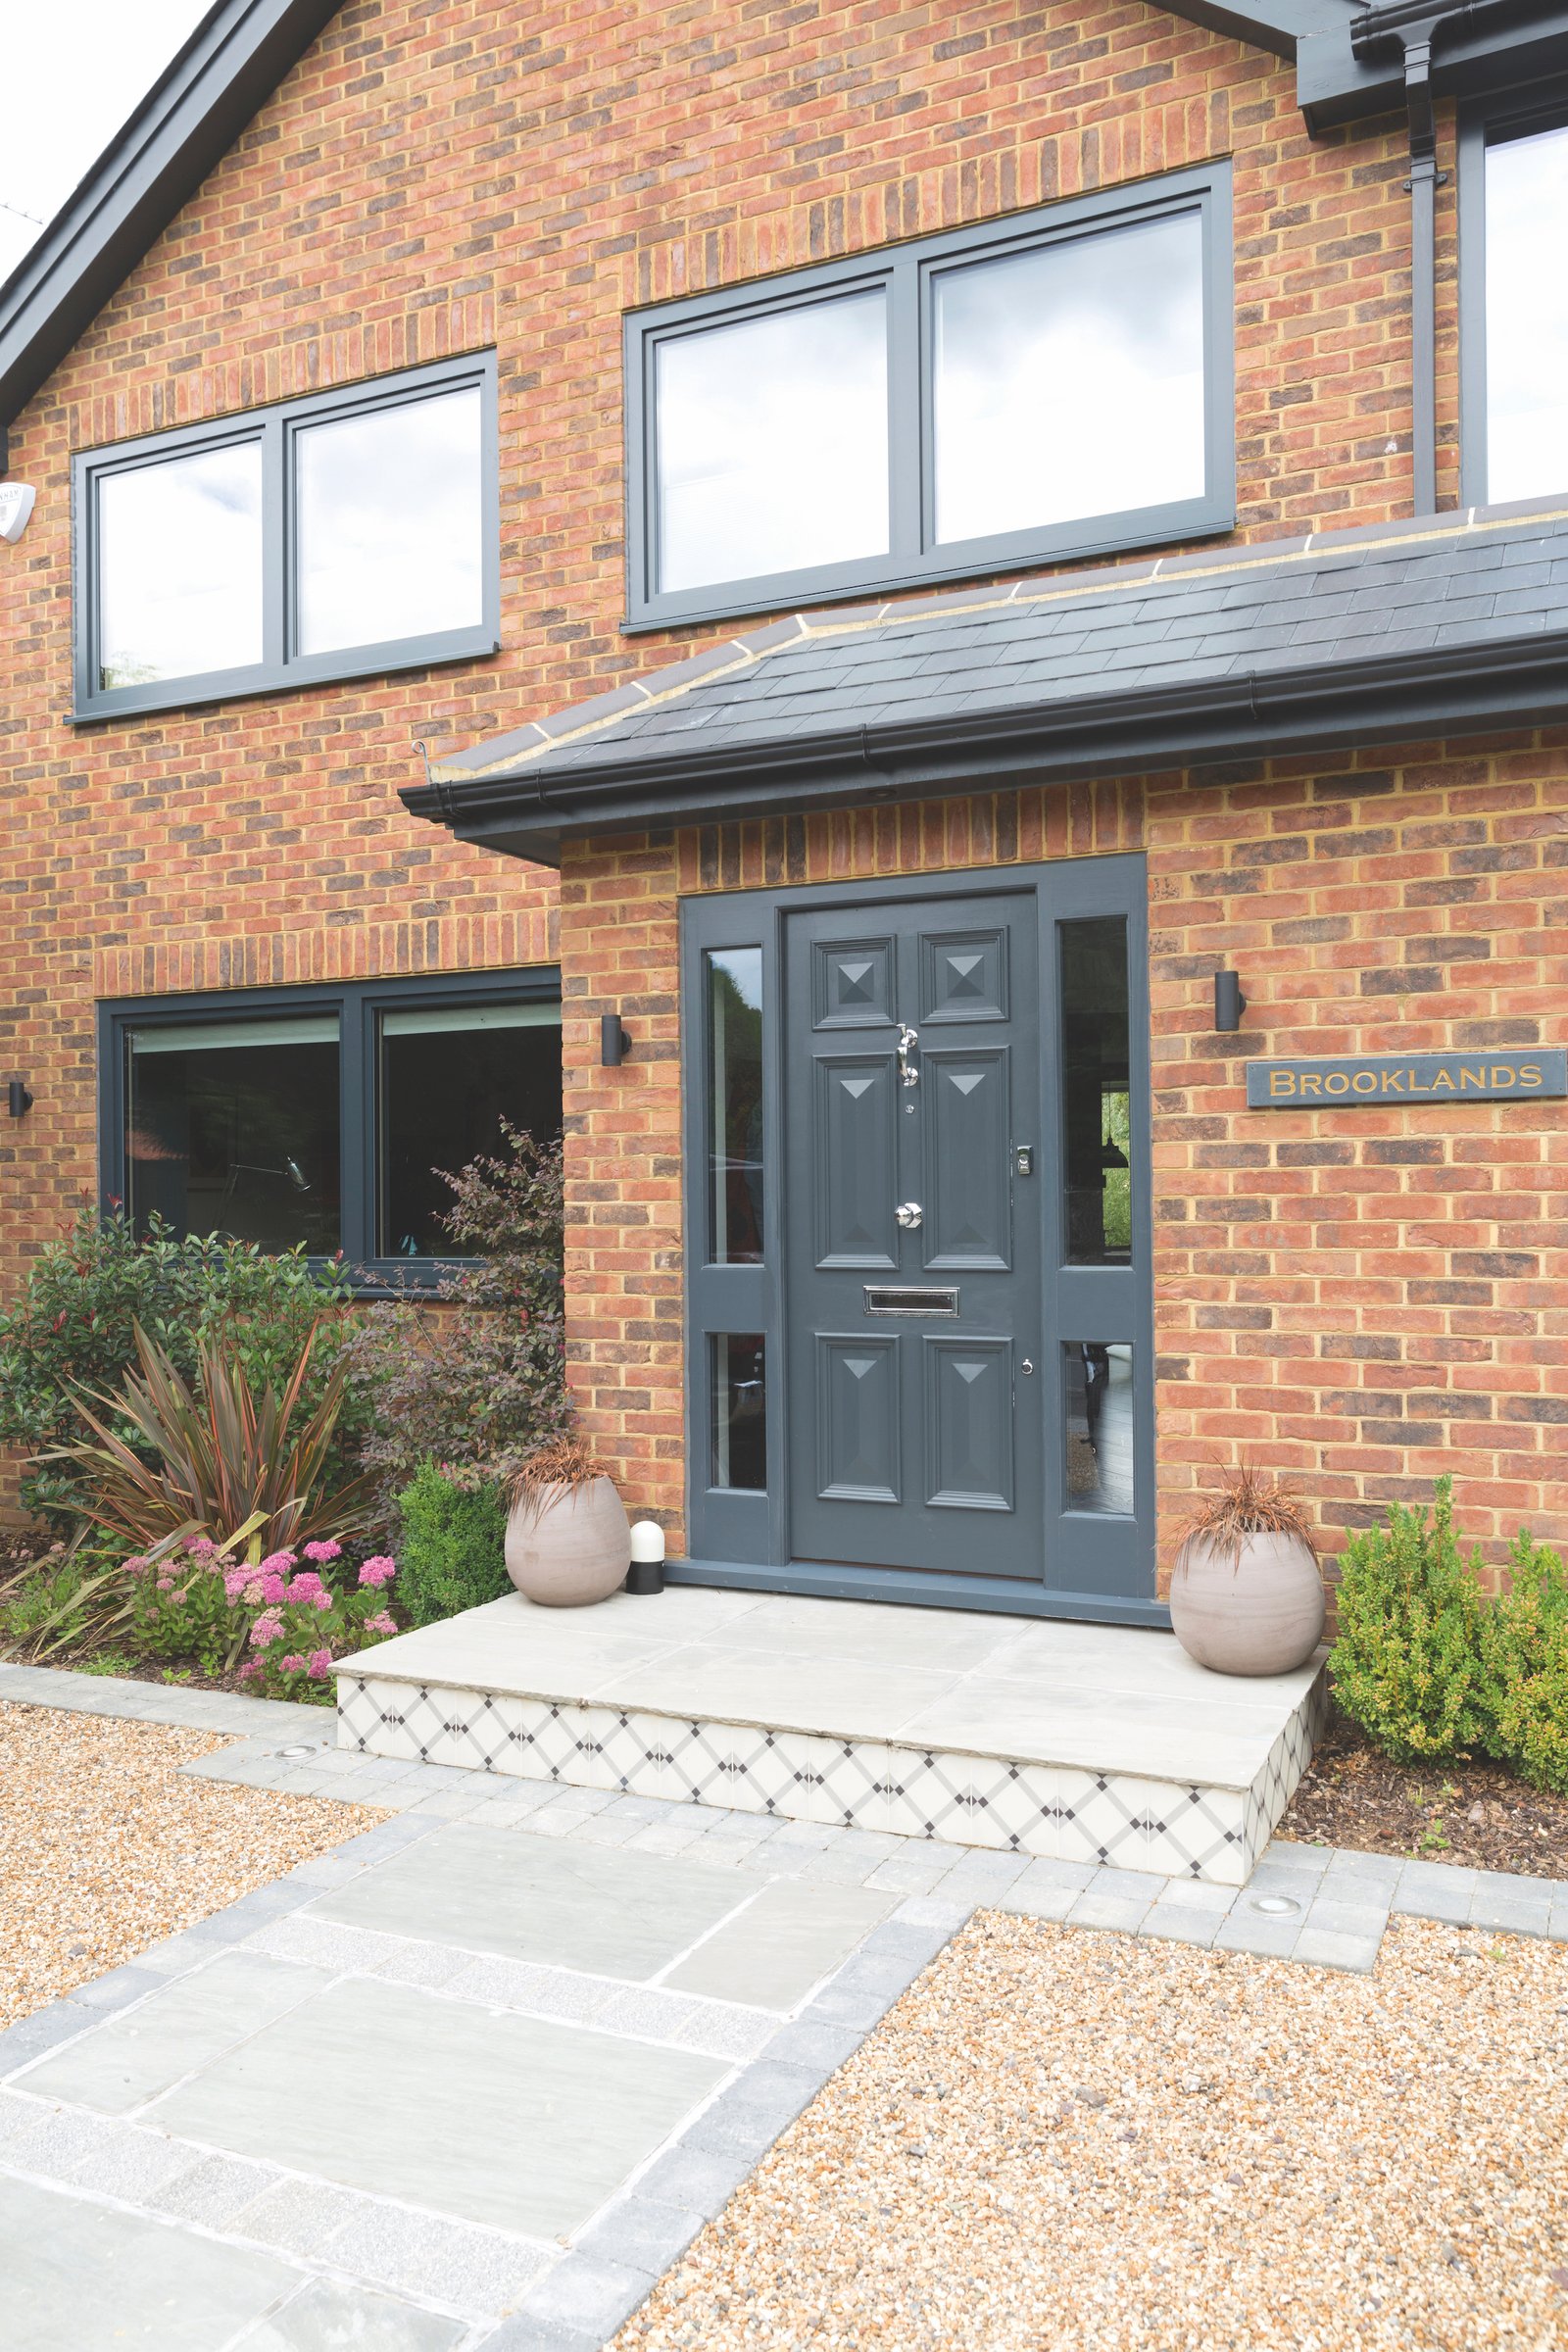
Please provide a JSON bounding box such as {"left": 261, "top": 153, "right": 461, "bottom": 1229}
{"left": 433, "top": 503, "right": 1568, "bottom": 788}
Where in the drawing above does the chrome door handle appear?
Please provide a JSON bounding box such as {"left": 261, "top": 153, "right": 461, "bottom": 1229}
{"left": 897, "top": 1024, "right": 920, "bottom": 1087}
{"left": 895, "top": 1201, "right": 923, "bottom": 1229}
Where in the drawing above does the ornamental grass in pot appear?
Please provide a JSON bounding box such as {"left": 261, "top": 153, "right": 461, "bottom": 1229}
{"left": 1170, "top": 1463, "right": 1325, "bottom": 1677}
{"left": 504, "top": 1435, "right": 629, "bottom": 1607}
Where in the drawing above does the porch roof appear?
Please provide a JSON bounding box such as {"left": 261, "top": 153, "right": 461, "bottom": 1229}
{"left": 406, "top": 502, "right": 1568, "bottom": 865}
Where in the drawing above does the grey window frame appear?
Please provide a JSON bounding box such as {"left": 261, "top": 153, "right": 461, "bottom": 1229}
{"left": 97, "top": 965, "right": 560, "bottom": 1291}
{"left": 1459, "top": 77, "right": 1568, "bottom": 508}
{"left": 624, "top": 166, "right": 1234, "bottom": 632}
{"left": 72, "top": 353, "right": 501, "bottom": 722}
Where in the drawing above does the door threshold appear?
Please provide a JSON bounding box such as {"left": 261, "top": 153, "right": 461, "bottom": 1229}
{"left": 665, "top": 1555, "right": 1171, "bottom": 1629}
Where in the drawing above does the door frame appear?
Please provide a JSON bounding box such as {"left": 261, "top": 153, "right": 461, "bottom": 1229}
{"left": 675, "top": 854, "right": 1164, "bottom": 1626}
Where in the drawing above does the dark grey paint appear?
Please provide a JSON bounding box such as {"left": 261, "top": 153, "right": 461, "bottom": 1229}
{"left": 622, "top": 167, "right": 1236, "bottom": 632}
{"left": 681, "top": 858, "right": 1155, "bottom": 1621}
{"left": 72, "top": 353, "right": 501, "bottom": 723}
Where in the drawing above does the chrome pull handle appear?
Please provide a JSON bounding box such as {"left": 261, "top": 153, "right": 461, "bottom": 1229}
{"left": 897, "top": 1024, "right": 920, "bottom": 1087}
{"left": 895, "top": 1201, "right": 923, "bottom": 1230}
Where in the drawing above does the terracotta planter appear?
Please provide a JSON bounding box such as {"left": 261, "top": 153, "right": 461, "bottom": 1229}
{"left": 505, "top": 1476, "right": 630, "bottom": 1607}
{"left": 1169, "top": 1531, "right": 1325, "bottom": 1677}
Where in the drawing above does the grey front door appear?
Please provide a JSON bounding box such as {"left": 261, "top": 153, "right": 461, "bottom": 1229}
{"left": 784, "top": 892, "right": 1044, "bottom": 1578}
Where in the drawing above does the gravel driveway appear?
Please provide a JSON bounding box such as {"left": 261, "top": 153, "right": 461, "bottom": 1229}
{"left": 0, "top": 1699, "right": 382, "bottom": 2028}
{"left": 614, "top": 1908, "right": 1568, "bottom": 2352}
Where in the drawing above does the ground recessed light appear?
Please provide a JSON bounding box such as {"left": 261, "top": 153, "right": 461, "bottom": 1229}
{"left": 1249, "top": 1894, "right": 1301, "bottom": 1917}
{"left": 273, "top": 1742, "right": 320, "bottom": 1759}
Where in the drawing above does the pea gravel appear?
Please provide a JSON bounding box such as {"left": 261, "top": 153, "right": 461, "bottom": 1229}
{"left": 0, "top": 1699, "right": 383, "bottom": 2028}
{"left": 614, "top": 1910, "right": 1568, "bottom": 2352}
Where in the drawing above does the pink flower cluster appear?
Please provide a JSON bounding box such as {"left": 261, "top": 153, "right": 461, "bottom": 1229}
{"left": 358, "top": 1555, "right": 397, "bottom": 1589}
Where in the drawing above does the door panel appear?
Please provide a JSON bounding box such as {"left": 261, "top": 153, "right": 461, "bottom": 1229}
{"left": 787, "top": 892, "right": 1042, "bottom": 1579}
{"left": 922, "top": 1047, "right": 1011, "bottom": 1269}
{"left": 814, "top": 1054, "right": 898, "bottom": 1266}
{"left": 924, "top": 1337, "right": 1014, "bottom": 1509}
{"left": 816, "top": 1334, "right": 901, "bottom": 1501}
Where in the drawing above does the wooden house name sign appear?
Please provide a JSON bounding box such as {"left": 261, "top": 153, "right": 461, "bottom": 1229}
{"left": 1246, "top": 1051, "right": 1568, "bottom": 1108}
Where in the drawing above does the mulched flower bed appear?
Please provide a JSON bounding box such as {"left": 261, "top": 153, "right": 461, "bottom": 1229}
{"left": 1277, "top": 1705, "right": 1568, "bottom": 1880}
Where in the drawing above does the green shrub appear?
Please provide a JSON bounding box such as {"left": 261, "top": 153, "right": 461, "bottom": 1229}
{"left": 1331, "top": 1478, "right": 1491, "bottom": 1764}
{"left": 0, "top": 1205, "right": 358, "bottom": 1523}
{"left": 346, "top": 1124, "right": 567, "bottom": 1521}
{"left": 1481, "top": 1533, "right": 1568, "bottom": 1793}
{"left": 394, "top": 1461, "right": 510, "bottom": 1627}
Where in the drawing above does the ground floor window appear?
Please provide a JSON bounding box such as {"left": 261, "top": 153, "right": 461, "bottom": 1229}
{"left": 99, "top": 972, "right": 562, "bottom": 1281}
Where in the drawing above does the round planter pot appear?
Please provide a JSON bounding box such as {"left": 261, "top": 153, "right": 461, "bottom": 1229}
{"left": 1169, "top": 1531, "right": 1325, "bottom": 1677}
{"left": 505, "top": 1477, "right": 630, "bottom": 1608}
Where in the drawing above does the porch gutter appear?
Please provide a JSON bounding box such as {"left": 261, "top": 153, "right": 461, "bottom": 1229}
{"left": 401, "top": 623, "right": 1568, "bottom": 866}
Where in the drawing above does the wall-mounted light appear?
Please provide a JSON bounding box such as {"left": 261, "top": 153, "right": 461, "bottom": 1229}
{"left": 600, "top": 1012, "right": 631, "bottom": 1066}
{"left": 625, "top": 1518, "right": 665, "bottom": 1596}
{"left": 1214, "top": 969, "right": 1247, "bottom": 1033}
{"left": 0, "top": 484, "right": 36, "bottom": 545}
{"left": 8, "top": 1080, "right": 33, "bottom": 1118}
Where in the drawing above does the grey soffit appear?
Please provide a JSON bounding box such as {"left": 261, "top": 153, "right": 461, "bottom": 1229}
{"left": 0, "top": 0, "right": 341, "bottom": 434}
{"left": 405, "top": 503, "right": 1568, "bottom": 865}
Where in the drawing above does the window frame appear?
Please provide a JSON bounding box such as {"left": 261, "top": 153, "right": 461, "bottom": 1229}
{"left": 72, "top": 353, "right": 501, "bottom": 723}
{"left": 1459, "top": 78, "right": 1568, "bottom": 508}
{"left": 624, "top": 165, "right": 1235, "bottom": 632}
{"left": 97, "top": 966, "right": 561, "bottom": 1291}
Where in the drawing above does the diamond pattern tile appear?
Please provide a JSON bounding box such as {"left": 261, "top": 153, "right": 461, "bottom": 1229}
{"left": 335, "top": 1659, "right": 1328, "bottom": 1886}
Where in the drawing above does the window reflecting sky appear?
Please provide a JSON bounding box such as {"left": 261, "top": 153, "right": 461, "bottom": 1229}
{"left": 657, "top": 292, "right": 889, "bottom": 591}
{"left": 1486, "top": 123, "right": 1568, "bottom": 504}
{"left": 98, "top": 441, "right": 263, "bottom": 689}
{"left": 295, "top": 387, "right": 484, "bottom": 656}
{"left": 933, "top": 213, "right": 1205, "bottom": 544}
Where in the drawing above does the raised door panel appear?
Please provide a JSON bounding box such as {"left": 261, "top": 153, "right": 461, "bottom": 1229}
{"left": 919, "top": 928, "right": 1008, "bottom": 1023}
{"left": 813, "top": 1053, "right": 896, "bottom": 1267}
{"left": 922, "top": 1047, "right": 1010, "bottom": 1270}
{"left": 924, "top": 1338, "right": 1013, "bottom": 1511}
{"left": 811, "top": 937, "right": 895, "bottom": 1029}
{"left": 816, "top": 1335, "right": 901, "bottom": 1501}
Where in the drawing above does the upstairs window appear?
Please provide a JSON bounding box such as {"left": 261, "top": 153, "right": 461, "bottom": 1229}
{"left": 1464, "top": 101, "right": 1568, "bottom": 506}
{"left": 74, "top": 355, "right": 498, "bottom": 720}
{"left": 624, "top": 167, "right": 1233, "bottom": 629}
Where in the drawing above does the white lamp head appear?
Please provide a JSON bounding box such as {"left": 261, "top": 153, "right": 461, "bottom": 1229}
{"left": 629, "top": 1520, "right": 666, "bottom": 1565}
{"left": 0, "top": 483, "right": 36, "bottom": 545}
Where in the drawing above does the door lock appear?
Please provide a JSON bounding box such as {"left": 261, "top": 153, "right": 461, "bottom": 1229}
{"left": 1014, "top": 1146, "right": 1035, "bottom": 1176}
{"left": 895, "top": 1201, "right": 924, "bottom": 1229}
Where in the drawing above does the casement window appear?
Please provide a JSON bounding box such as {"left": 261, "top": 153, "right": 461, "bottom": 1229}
{"left": 1461, "top": 90, "right": 1568, "bottom": 506}
{"left": 73, "top": 355, "right": 499, "bottom": 719}
{"left": 98, "top": 973, "right": 561, "bottom": 1282}
{"left": 623, "top": 167, "right": 1234, "bottom": 629}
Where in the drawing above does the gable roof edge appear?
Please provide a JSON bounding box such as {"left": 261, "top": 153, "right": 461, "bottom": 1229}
{"left": 0, "top": 0, "right": 341, "bottom": 446}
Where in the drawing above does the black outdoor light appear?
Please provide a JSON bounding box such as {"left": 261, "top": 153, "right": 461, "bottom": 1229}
{"left": 7, "top": 1080, "right": 32, "bottom": 1119}
{"left": 1213, "top": 969, "right": 1247, "bottom": 1033}
{"left": 600, "top": 1012, "right": 632, "bottom": 1066}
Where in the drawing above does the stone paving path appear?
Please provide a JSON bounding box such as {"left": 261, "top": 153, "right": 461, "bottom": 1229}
{"left": 1, "top": 1662, "right": 1565, "bottom": 2352}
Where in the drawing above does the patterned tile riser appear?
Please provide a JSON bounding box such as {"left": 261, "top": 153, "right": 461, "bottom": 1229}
{"left": 337, "top": 1671, "right": 1328, "bottom": 1886}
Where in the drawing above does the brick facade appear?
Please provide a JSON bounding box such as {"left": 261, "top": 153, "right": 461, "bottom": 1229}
{"left": 8, "top": 0, "right": 1545, "bottom": 1585}
{"left": 563, "top": 731, "right": 1568, "bottom": 1579}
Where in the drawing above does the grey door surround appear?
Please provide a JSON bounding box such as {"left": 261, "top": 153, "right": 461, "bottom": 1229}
{"left": 677, "top": 855, "right": 1160, "bottom": 1628}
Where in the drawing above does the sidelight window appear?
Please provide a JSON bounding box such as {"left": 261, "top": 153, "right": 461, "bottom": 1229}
{"left": 707, "top": 949, "right": 765, "bottom": 1264}
{"left": 1468, "top": 108, "right": 1568, "bottom": 504}
{"left": 625, "top": 167, "right": 1233, "bottom": 627}
{"left": 74, "top": 356, "right": 497, "bottom": 720}
{"left": 1059, "top": 916, "right": 1133, "bottom": 1266}
{"left": 104, "top": 973, "right": 560, "bottom": 1280}
{"left": 1062, "top": 1343, "right": 1136, "bottom": 1517}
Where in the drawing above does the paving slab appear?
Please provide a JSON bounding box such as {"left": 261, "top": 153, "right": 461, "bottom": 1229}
{"left": 306, "top": 1822, "right": 757, "bottom": 1980}
{"left": 234, "top": 2276, "right": 467, "bottom": 2352}
{"left": 149, "top": 1975, "right": 726, "bottom": 2238}
{"left": 662, "top": 1878, "right": 896, "bottom": 2006}
{"left": 0, "top": 2173, "right": 299, "bottom": 2351}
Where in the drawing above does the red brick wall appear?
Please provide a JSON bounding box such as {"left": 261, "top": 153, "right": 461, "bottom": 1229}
{"left": 1, "top": 0, "right": 1459, "bottom": 1286}
{"left": 563, "top": 735, "right": 1568, "bottom": 1581}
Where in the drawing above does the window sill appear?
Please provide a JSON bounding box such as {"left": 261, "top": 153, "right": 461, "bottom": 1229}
{"left": 71, "top": 629, "right": 503, "bottom": 726}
